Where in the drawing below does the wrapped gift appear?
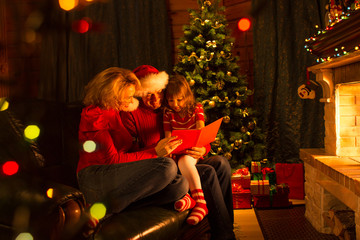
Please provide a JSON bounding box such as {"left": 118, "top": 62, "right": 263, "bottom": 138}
{"left": 251, "top": 161, "right": 261, "bottom": 173}
{"left": 276, "top": 163, "right": 304, "bottom": 199}
{"left": 252, "top": 172, "right": 262, "bottom": 180}
{"left": 231, "top": 167, "right": 251, "bottom": 189}
{"left": 261, "top": 167, "right": 276, "bottom": 185}
{"left": 253, "top": 195, "right": 271, "bottom": 208}
{"left": 232, "top": 189, "right": 252, "bottom": 209}
{"left": 271, "top": 184, "right": 291, "bottom": 208}
{"left": 250, "top": 180, "right": 270, "bottom": 195}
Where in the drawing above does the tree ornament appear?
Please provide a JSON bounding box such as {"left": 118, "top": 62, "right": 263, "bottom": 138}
{"left": 224, "top": 152, "right": 232, "bottom": 160}
{"left": 209, "top": 100, "right": 215, "bottom": 108}
{"left": 241, "top": 126, "right": 247, "bottom": 133}
{"left": 227, "top": 71, "right": 232, "bottom": 76}
{"left": 217, "top": 147, "right": 223, "bottom": 154}
{"left": 234, "top": 139, "right": 243, "bottom": 147}
{"left": 184, "top": 40, "right": 188, "bottom": 44}
{"left": 204, "top": 0, "right": 211, "bottom": 6}
{"left": 235, "top": 99, "right": 241, "bottom": 106}
{"left": 223, "top": 116, "right": 230, "bottom": 123}
{"left": 213, "top": 137, "right": 220, "bottom": 146}
{"left": 248, "top": 121, "right": 256, "bottom": 130}
{"left": 189, "top": 79, "right": 195, "bottom": 86}
{"left": 211, "top": 96, "right": 219, "bottom": 101}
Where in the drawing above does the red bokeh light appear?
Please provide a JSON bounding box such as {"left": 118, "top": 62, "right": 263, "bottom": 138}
{"left": 2, "top": 161, "right": 19, "bottom": 176}
{"left": 72, "top": 19, "right": 90, "bottom": 33}
{"left": 238, "top": 18, "right": 251, "bottom": 32}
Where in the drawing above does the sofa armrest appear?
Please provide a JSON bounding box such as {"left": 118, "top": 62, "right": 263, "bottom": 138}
{"left": 0, "top": 174, "right": 90, "bottom": 240}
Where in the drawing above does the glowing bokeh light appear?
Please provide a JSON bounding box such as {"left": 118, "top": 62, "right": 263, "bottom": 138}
{"left": 24, "top": 125, "right": 40, "bottom": 140}
{"left": 59, "top": 0, "right": 79, "bottom": 11}
{"left": 90, "top": 203, "right": 106, "bottom": 220}
{"left": 24, "top": 29, "right": 37, "bottom": 43}
{"left": 72, "top": 19, "right": 90, "bottom": 33}
{"left": 0, "top": 99, "right": 9, "bottom": 111}
{"left": 2, "top": 161, "right": 19, "bottom": 176}
{"left": 47, "top": 188, "right": 54, "bottom": 198}
{"left": 83, "top": 140, "right": 96, "bottom": 153}
{"left": 238, "top": 18, "right": 251, "bottom": 32}
{"left": 15, "top": 233, "right": 33, "bottom": 240}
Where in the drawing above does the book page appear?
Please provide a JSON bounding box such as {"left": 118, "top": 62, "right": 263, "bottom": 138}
{"left": 171, "top": 118, "right": 223, "bottom": 154}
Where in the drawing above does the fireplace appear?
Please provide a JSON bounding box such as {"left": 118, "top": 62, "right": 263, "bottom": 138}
{"left": 301, "top": 11, "right": 360, "bottom": 239}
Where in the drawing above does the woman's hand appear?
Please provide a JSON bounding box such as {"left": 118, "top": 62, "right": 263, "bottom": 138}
{"left": 155, "top": 136, "right": 183, "bottom": 157}
{"left": 186, "top": 146, "right": 206, "bottom": 160}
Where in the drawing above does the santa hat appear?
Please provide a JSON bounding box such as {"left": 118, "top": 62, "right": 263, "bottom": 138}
{"left": 133, "top": 65, "right": 169, "bottom": 96}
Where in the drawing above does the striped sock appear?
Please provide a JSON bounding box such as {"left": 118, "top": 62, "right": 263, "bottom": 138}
{"left": 174, "top": 193, "right": 196, "bottom": 212}
{"left": 186, "top": 189, "right": 208, "bottom": 225}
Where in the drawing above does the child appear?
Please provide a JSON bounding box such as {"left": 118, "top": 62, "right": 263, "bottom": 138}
{"left": 163, "top": 74, "right": 208, "bottom": 225}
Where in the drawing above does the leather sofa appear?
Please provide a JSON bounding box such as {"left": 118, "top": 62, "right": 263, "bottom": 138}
{"left": 0, "top": 97, "right": 210, "bottom": 240}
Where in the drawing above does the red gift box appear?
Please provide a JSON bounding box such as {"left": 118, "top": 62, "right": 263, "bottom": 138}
{"left": 253, "top": 195, "right": 271, "bottom": 208}
{"left": 232, "top": 189, "right": 252, "bottom": 209}
{"left": 251, "top": 161, "right": 261, "bottom": 173}
{"left": 275, "top": 163, "right": 304, "bottom": 200}
{"left": 272, "top": 184, "right": 292, "bottom": 208}
{"left": 231, "top": 168, "right": 251, "bottom": 189}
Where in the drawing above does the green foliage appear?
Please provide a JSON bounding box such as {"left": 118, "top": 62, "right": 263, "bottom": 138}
{"left": 173, "top": 0, "right": 267, "bottom": 168}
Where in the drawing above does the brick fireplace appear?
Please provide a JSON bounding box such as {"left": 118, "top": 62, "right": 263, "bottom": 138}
{"left": 301, "top": 51, "right": 360, "bottom": 238}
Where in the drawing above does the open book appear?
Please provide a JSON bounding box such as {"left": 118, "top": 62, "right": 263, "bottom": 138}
{"left": 171, "top": 118, "right": 223, "bottom": 154}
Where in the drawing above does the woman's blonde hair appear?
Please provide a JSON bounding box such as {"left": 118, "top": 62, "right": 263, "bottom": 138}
{"left": 164, "top": 74, "right": 196, "bottom": 114}
{"left": 83, "top": 67, "right": 140, "bottom": 110}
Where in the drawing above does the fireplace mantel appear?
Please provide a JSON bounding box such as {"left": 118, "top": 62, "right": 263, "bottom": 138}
{"left": 308, "top": 51, "right": 360, "bottom": 102}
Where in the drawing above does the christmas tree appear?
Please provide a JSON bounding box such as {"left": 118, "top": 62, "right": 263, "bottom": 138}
{"left": 173, "top": 0, "right": 267, "bottom": 168}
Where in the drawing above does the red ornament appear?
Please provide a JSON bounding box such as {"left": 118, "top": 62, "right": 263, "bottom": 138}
{"left": 238, "top": 18, "right": 251, "bottom": 32}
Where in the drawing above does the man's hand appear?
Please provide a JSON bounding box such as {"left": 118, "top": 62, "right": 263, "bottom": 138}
{"left": 155, "top": 136, "right": 183, "bottom": 157}
{"left": 185, "top": 146, "right": 206, "bottom": 160}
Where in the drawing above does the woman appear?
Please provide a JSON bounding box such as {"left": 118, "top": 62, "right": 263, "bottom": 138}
{"left": 77, "top": 67, "right": 187, "bottom": 214}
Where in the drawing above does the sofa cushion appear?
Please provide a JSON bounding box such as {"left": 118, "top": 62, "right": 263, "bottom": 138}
{"left": 96, "top": 206, "right": 188, "bottom": 240}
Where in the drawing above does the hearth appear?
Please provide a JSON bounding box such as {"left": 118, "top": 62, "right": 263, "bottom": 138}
{"left": 301, "top": 12, "right": 360, "bottom": 240}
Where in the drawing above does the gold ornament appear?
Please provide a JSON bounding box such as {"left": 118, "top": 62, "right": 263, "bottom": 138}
{"left": 189, "top": 79, "right": 195, "bottom": 86}
{"left": 248, "top": 121, "right": 256, "bottom": 130}
{"left": 241, "top": 126, "right": 247, "bottom": 133}
{"left": 235, "top": 99, "right": 241, "bottom": 106}
{"left": 234, "top": 139, "right": 243, "bottom": 147}
{"left": 213, "top": 137, "right": 220, "bottom": 146}
{"left": 217, "top": 147, "right": 223, "bottom": 154}
{"left": 208, "top": 101, "right": 215, "bottom": 108}
{"left": 184, "top": 40, "right": 188, "bottom": 44}
{"left": 223, "top": 116, "right": 230, "bottom": 124}
{"left": 227, "top": 71, "right": 231, "bottom": 76}
{"left": 224, "top": 152, "right": 232, "bottom": 160}
{"left": 211, "top": 96, "right": 219, "bottom": 101}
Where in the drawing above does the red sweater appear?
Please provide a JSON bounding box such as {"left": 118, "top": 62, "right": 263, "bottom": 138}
{"left": 77, "top": 105, "right": 157, "bottom": 173}
{"left": 163, "top": 103, "right": 205, "bottom": 131}
{"left": 121, "top": 101, "right": 164, "bottom": 149}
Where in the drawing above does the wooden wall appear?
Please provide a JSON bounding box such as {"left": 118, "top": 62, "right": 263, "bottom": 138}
{"left": 0, "top": 0, "right": 40, "bottom": 98}
{"left": 0, "top": 0, "right": 253, "bottom": 98}
{"left": 166, "top": 0, "right": 254, "bottom": 91}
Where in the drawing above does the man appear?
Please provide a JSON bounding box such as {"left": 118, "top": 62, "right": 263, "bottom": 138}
{"left": 121, "top": 65, "right": 235, "bottom": 240}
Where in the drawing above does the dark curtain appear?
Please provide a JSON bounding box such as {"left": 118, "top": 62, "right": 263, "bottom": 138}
{"left": 39, "top": 0, "right": 172, "bottom": 102}
{"left": 251, "top": 0, "right": 327, "bottom": 163}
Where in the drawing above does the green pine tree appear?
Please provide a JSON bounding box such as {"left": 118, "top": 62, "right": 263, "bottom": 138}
{"left": 173, "top": 0, "right": 267, "bottom": 169}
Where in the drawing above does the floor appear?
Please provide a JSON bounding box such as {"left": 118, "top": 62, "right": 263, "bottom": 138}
{"left": 233, "top": 199, "right": 306, "bottom": 240}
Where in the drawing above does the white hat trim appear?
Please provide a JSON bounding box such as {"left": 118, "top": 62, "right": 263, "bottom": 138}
{"left": 135, "top": 71, "right": 169, "bottom": 97}
{"left": 123, "top": 98, "right": 139, "bottom": 112}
